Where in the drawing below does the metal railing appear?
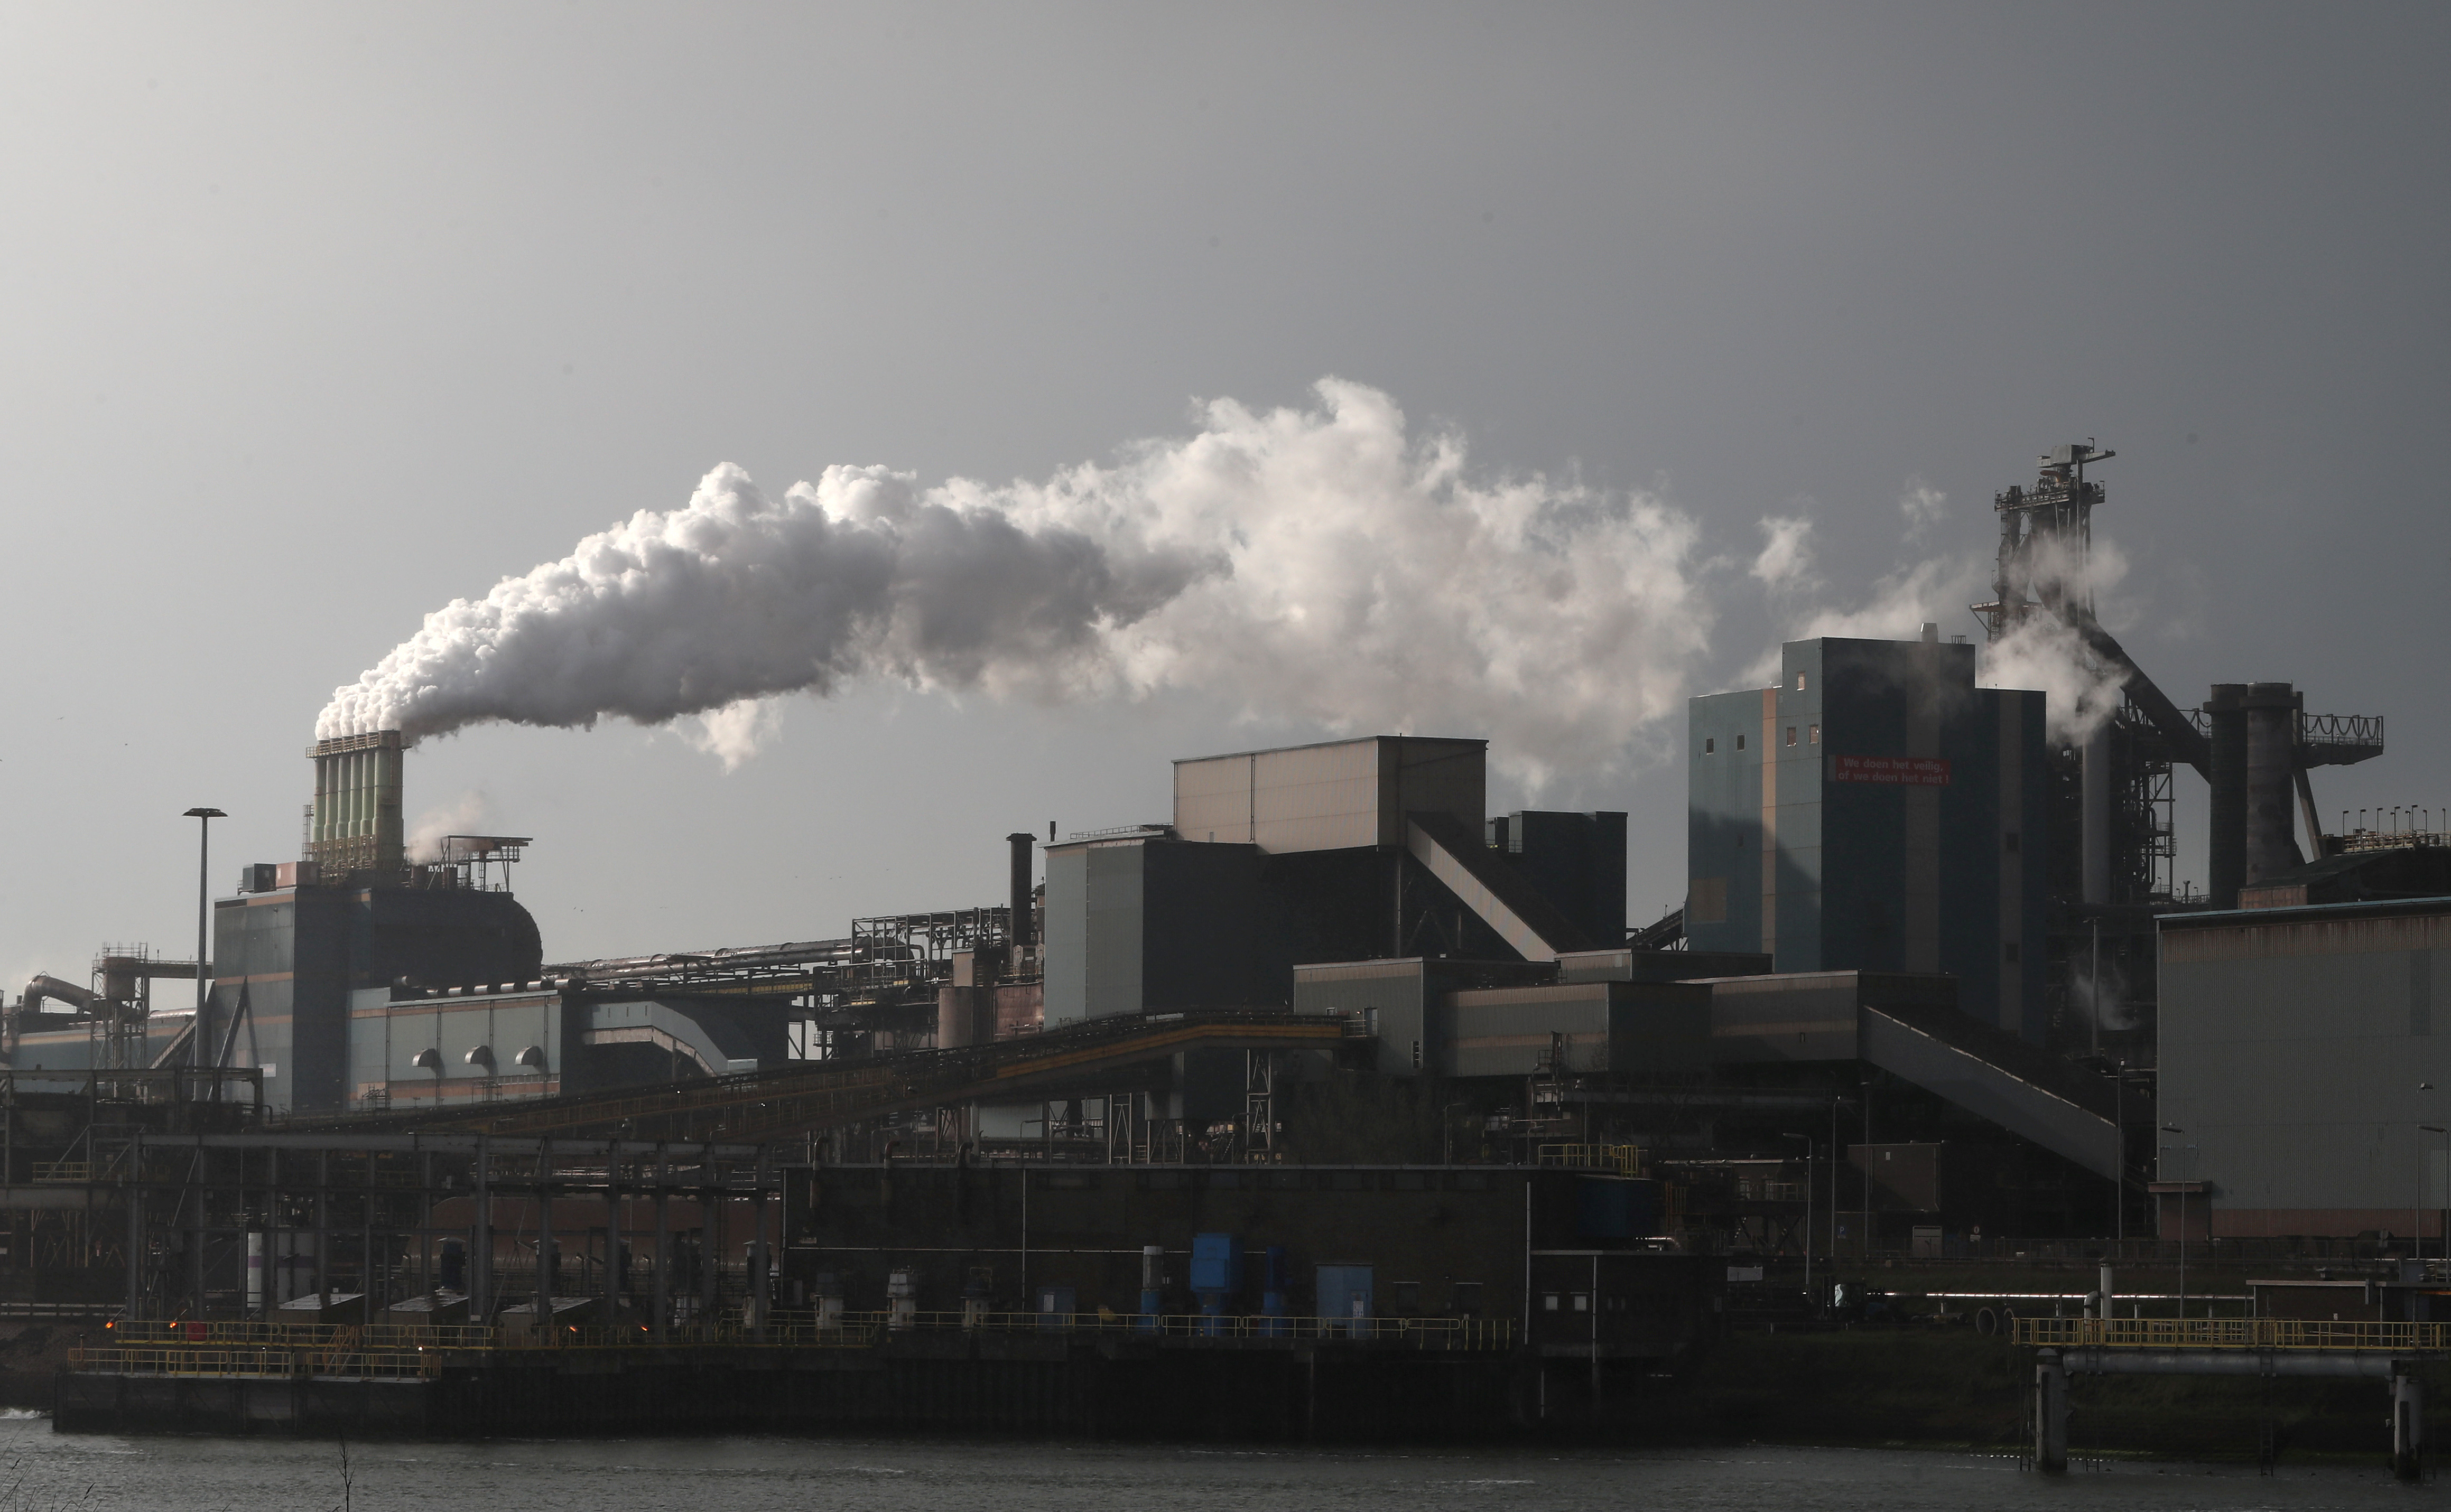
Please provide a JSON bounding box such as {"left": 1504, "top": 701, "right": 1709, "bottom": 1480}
{"left": 103, "top": 1319, "right": 495, "bottom": 1350}
{"left": 849, "top": 1310, "right": 1514, "bottom": 1349}
{"left": 1535, "top": 1143, "right": 1647, "bottom": 1177}
{"left": 68, "top": 1345, "right": 442, "bottom": 1380}
{"left": 2015, "top": 1317, "right": 2451, "bottom": 1352}
{"left": 498, "top": 1319, "right": 883, "bottom": 1350}
{"left": 75, "top": 1308, "right": 1511, "bottom": 1375}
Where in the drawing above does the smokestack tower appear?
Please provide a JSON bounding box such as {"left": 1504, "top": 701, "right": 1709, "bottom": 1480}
{"left": 1007, "top": 832, "right": 1036, "bottom": 950}
{"left": 305, "top": 729, "right": 405, "bottom": 878}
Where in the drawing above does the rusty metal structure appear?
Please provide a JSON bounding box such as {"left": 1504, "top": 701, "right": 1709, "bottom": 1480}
{"left": 1973, "top": 444, "right": 2383, "bottom": 1056}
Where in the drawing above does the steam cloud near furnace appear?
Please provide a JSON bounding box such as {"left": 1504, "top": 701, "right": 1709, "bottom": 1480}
{"left": 318, "top": 378, "right": 2119, "bottom": 779}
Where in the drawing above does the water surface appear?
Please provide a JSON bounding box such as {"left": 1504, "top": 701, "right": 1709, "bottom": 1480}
{"left": 0, "top": 1417, "right": 2427, "bottom": 1510}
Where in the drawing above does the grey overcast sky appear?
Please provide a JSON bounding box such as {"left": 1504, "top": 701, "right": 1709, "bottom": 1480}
{"left": 4, "top": 3, "right": 2446, "bottom": 985}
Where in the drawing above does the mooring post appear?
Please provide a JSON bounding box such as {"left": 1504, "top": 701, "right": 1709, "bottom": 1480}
{"left": 2394, "top": 1366, "right": 2425, "bottom": 1482}
{"left": 2034, "top": 1348, "right": 2068, "bottom": 1473}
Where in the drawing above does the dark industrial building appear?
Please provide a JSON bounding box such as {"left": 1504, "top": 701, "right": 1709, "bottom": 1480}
{"left": 1686, "top": 631, "right": 2052, "bottom": 1043}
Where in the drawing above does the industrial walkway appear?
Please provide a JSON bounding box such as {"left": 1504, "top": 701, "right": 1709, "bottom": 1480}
{"left": 2016, "top": 1317, "right": 2451, "bottom": 1353}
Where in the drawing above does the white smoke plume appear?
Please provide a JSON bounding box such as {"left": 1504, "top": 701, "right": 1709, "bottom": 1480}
{"left": 319, "top": 380, "right": 1714, "bottom": 787}
{"left": 1746, "top": 491, "right": 2139, "bottom": 744}
{"left": 681, "top": 697, "right": 787, "bottom": 772}
{"left": 1749, "top": 515, "right": 1818, "bottom": 591}
{"left": 1978, "top": 529, "right": 2134, "bottom": 742}
{"left": 406, "top": 790, "right": 497, "bottom": 864}
{"left": 1898, "top": 479, "right": 1947, "bottom": 540}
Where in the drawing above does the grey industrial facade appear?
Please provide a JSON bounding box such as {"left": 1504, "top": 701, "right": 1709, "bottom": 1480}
{"left": 2158, "top": 895, "right": 2451, "bottom": 1239}
{"left": 1686, "top": 634, "right": 2051, "bottom": 1043}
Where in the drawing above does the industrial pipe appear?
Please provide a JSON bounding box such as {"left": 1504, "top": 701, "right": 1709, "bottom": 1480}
{"left": 22, "top": 974, "right": 101, "bottom": 1014}
{"left": 2243, "top": 682, "right": 2304, "bottom": 885}
{"left": 2206, "top": 685, "right": 2249, "bottom": 907}
{"left": 1007, "top": 832, "right": 1035, "bottom": 950}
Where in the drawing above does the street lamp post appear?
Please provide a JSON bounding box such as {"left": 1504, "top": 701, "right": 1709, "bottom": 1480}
{"left": 2160, "top": 1123, "right": 2192, "bottom": 1320}
{"left": 1780, "top": 1131, "right": 1814, "bottom": 1302}
{"left": 183, "top": 807, "right": 226, "bottom": 1074}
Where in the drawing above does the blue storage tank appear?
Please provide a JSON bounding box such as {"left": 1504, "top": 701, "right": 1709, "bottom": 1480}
{"left": 1190, "top": 1233, "right": 1243, "bottom": 1295}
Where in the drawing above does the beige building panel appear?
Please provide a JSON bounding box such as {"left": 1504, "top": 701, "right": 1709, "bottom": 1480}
{"left": 1174, "top": 754, "right": 1255, "bottom": 842}
{"left": 1173, "top": 736, "right": 1487, "bottom": 854}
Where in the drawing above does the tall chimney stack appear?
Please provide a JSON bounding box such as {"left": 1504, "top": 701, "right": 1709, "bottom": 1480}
{"left": 1007, "top": 832, "right": 1036, "bottom": 950}
{"left": 305, "top": 730, "right": 405, "bottom": 878}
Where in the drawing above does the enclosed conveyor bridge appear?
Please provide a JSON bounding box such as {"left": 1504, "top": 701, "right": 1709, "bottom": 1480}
{"left": 1709, "top": 973, "right": 2134, "bottom": 1181}
{"left": 287, "top": 1008, "right": 1363, "bottom": 1143}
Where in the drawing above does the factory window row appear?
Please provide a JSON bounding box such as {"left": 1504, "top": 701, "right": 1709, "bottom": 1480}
{"left": 1540, "top": 1291, "right": 1675, "bottom": 1315}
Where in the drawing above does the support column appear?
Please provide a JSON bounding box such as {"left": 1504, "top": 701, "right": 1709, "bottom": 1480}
{"left": 536, "top": 1138, "right": 555, "bottom": 1321}
{"left": 417, "top": 1149, "right": 432, "bottom": 1302}
{"left": 2394, "top": 1368, "right": 2425, "bottom": 1483}
{"left": 124, "top": 1185, "right": 143, "bottom": 1321}
{"left": 361, "top": 1149, "right": 376, "bottom": 1316}
{"left": 701, "top": 1161, "right": 723, "bottom": 1332}
{"left": 189, "top": 1153, "right": 207, "bottom": 1319}
{"left": 748, "top": 1148, "right": 770, "bottom": 1342}
{"left": 603, "top": 1142, "right": 622, "bottom": 1331}
{"left": 652, "top": 1144, "right": 670, "bottom": 1343}
{"left": 314, "top": 1149, "right": 330, "bottom": 1310}
{"left": 472, "top": 1136, "right": 492, "bottom": 1324}
{"left": 2034, "top": 1348, "right": 2068, "bottom": 1473}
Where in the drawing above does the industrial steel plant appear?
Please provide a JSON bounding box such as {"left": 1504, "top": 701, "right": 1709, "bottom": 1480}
{"left": 10, "top": 444, "right": 2449, "bottom": 1463}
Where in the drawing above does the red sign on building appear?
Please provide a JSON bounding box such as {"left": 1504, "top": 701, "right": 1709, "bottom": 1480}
{"left": 1831, "top": 754, "right": 1952, "bottom": 786}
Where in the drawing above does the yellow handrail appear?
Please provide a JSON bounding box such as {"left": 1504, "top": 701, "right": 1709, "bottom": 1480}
{"left": 1535, "top": 1143, "right": 1646, "bottom": 1177}
{"left": 2014, "top": 1316, "right": 2451, "bottom": 1352}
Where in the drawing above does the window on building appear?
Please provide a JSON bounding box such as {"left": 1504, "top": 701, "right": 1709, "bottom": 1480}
{"left": 1453, "top": 1282, "right": 1484, "bottom": 1315}
{"left": 1796, "top": 672, "right": 1807, "bottom": 691}
{"left": 1543, "top": 1292, "right": 1560, "bottom": 1312}
{"left": 1809, "top": 724, "right": 1820, "bottom": 744}
{"left": 1736, "top": 734, "right": 1747, "bottom": 751}
{"left": 1786, "top": 726, "right": 1797, "bottom": 747}
{"left": 1571, "top": 1292, "right": 1590, "bottom": 1313}
{"left": 1704, "top": 738, "right": 1715, "bottom": 754}
{"left": 1389, "top": 1280, "right": 1422, "bottom": 1313}
{"left": 2004, "top": 942, "right": 2021, "bottom": 964}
